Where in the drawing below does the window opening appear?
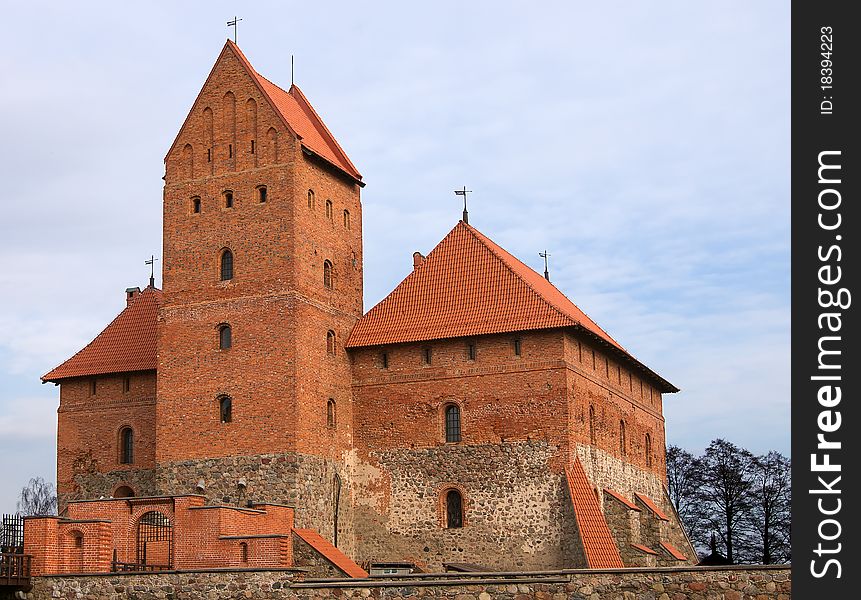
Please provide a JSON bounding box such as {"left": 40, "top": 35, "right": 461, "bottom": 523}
{"left": 445, "top": 404, "right": 461, "bottom": 442}
{"left": 219, "top": 325, "right": 232, "bottom": 350}
{"left": 445, "top": 489, "right": 463, "bottom": 528}
{"left": 220, "top": 249, "right": 234, "bottom": 281}
{"left": 220, "top": 396, "right": 233, "bottom": 423}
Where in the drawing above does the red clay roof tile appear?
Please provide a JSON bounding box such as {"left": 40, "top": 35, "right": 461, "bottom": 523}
{"left": 293, "top": 529, "right": 368, "bottom": 578}
{"left": 659, "top": 541, "right": 688, "bottom": 561}
{"left": 634, "top": 493, "right": 671, "bottom": 521}
{"left": 347, "top": 221, "right": 675, "bottom": 392}
{"left": 42, "top": 287, "right": 161, "bottom": 382}
{"left": 603, "top": 489, "right": 641, "bottom": 511}
{"left": 631, "top": 543, "right": 659, "bottom": 555}
{"left": 565, "top": 460, "right": 624, "bottom": 569}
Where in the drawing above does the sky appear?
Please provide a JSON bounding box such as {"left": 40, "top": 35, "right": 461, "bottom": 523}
{"left": 0, "top": 1, "right": 789, "bottom": 513}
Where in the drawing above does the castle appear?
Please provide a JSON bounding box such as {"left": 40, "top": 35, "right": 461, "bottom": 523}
{"left": 38, "top": 41, "right": 694, "bottom": 573}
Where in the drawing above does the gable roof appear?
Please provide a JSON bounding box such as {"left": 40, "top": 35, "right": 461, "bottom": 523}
{"left": 42, "top": 287, "right": 161, "bottom": 382}
{"left": 347, "top": 221, "right": 676, "bottom": 392}
{"left": 166, "top": 41, "right": 361, "bottom": 183}
{"left": 564, "top": 460, "right": 624, "bottom": 569}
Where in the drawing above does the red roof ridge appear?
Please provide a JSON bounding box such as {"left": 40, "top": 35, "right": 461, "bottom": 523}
{"left": 42, "top": 287, "right": 162, "bottom": 382}
{"left": 631, "top": 543, "right": 659, "bottom": 555}
{"left": 464, "top": 223, "right": 625, "bottom": 352}
{"left": 634, "top": 493, "right": 671, "bottom": 521}
{"left": 659, "top": 541, "right": 688, "bottom": 561}
{"left": 564, "top": 460, "right": 624, "bottom": 569}
{"left": 603, "top": 488, "right": 641, "bottom": 511}
{"left": 292, "top": 528, "right": 368, "bottom": 577}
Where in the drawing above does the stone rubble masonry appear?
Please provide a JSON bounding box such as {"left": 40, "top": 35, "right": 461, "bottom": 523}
{"left": 26, "top": 565, "right": 791, "bottom": 600}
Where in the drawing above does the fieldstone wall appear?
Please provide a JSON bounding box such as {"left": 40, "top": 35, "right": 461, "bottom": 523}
{"left": 155, "top": 452, "right": 356, "bottom": 557}
{"left": 26, "top": 565, "right": 791, "bottom": 600}
{"left": 351, "top": 441, "right": 581, "bottom": 572}
{"left": 62, "top": 467, "right": 157, "bottom": 509}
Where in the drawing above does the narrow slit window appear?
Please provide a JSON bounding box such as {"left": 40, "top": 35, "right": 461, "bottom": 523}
{"left": 445, "top": 489, "right": 463, "bottom": 528}
{"left": 514, "top": 339, "right": 522, "bottom": 356}
{"left": 467, "top": 343, "right": 476, "bottom": 361}
{"left": 327, "top": 399, "right": 336, "bottom": 428}
{"left": 220, "top": 249, "right": 234, "bottom": 281}
{"left": 645, "top": 433, "right": 652, "bottom": 467}
{"left": 240, "top": 542, "right": 248, "bottom": 563}
{"left": 258, "top": 186, "right": 267, "bottom": 203}
{"left": 207, "top": 148, "right": 212, "bottom": 162}
{"left": 123, "top": 376, "right": 131, "bottom": 394}
{"left": 327, "top": 330, "right": 336, "bottom": 355}
{"left": 192, "top": 196, "right": 201, "bottom": 214}
{"left": 250, "top": 140, "right": 255, "bottom": 154}
{"left": 619, "top": 420, "right": 627, "bottom": 457}
{"left": 381, "top": 352, "right": 389, "bottom": 369}
{"left": 224, "top": 191, "right": 234, "bottom": 208}
{"left": 325, "top": 200, "right": 333, "bottom": 221}
{"left": 343, "top": 209, "right": 351, "bottom": 229}
{"left": 220, "top": 396, "right": 233, "bottom": 423}
{"left": 308, "top": 189, "right": 315, "bottom": 209}
{"left": 229, "top": 143, "right": 233, "bottom": 158}
{"left": 323, "top": 260, "right": 333, "bottom": 289}
{"left": 90, "top": 379, "right": 97, "bottom": 396}
{"left": 424, "top": 347, "right": 432, "bottom": 365}
{"left": 120, "top": 427, "right": 134, "bottom": 464}
{"left": 445, "top": 404, "right": 461, "bottom": 442}
{"left": 219, "top": 324, "right": 232, "bottom": 350}
{"left": 589, "top": 406, "right": 596, "bottom": 445}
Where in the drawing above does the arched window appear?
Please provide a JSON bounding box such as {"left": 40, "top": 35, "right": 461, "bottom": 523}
{"left": 589, "top": 406, "right": 596, "bottom": 445}
{"left": 114, "top": 485, "right": 135, "bottom": 498}
{"left": 219, "top": 396, "right": 233, "bottom": 423}
{"left": 240, "top": 542, "right": 248, "bottom": 563}
{"left": 445, "top": 489, "right": 463, "bottom": 528}
{"left": 220, "top": 249, "right": 234, "bottom": 281}
{"left": 645, "top": 433, "right": 652, "bottom": 467}
{"left": 72, "top": 531, "right": 84, "bottom": 548}
{"left": 192, "top": 196, "right": 201, "bottom": 214}
{"left": 257, "top": 185, "right": 267, "bottom": 203}
{"left": 445, "top": 404, "right": 461, "bottom": 443}
{"left": 343, "top": 209, "right": 350, "bottom": 229}
{"left": 327, "top": 399, "right": 336, "bottom": 428}
{"left": 325, "top": 199, "right": 333, "bottom": 220}
{"left": 308, "top": 189, "right": 315, "bottom": 209}
{"left": 120, "top": 427, "right": 134, "bottom": 464}
{"left": 326, "top": 330, "right": 336, "bottom": 355}
{"left": 619, "top": 420, "right": 627, "bottom": 457}
{"left": 219, "top": 324, "right": 232, "bottom": 350}
{"left": 323, "top": 260, "right": 333, "bottom": 289}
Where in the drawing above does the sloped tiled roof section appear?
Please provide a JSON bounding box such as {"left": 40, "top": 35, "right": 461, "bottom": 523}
{"left": 604, "top": 489, "right": 641, "bottom": 511}
{"left": 347, "top": 221, "right": 676, "bottom": 392}
{"left": 659, "top": 541, "right": 688, "bottom": 561}
{"left": 635, "top": 493, "right": 671, "bottom": 521}
{"left": 166, "top": 41, "right": 361, "bottom": 183}
{"left": 42, "top": 287, "right": 162, "bottom": 382}
{"left": 293, "top": 529, "right": 368, "bottom": 578}
{"left": 564, "top": 460, "right": 624, "bottom": 569}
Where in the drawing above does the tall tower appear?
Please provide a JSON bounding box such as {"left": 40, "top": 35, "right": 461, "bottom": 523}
{"left": 157, "top": 41, "right": 363, "bottom": 548}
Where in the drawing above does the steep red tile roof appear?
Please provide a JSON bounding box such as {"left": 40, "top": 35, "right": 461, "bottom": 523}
{"left": 347, "top": 221, "right": 676, "bottom": 392}
{"left": 631, "top": 543, "right": 658, "bottom": 555}
{"left": 634, "top": 493, "right": 671, "bottom": 521}
{"left": 293, "top": 529, "right": 368, "bottom": 578}
{"left": 42, "top": 287, "right": 161, "bottom": 382}
{"left": 564, "top": 460, "right": 624, "bottom": 569}
{"left": 166, "top": 41, "right": 361, "bottom": 183}
{"left": 659, "top": 541, "right": 688, "bottom": 561}
{"left": 603, "top": 489, "right": 641, "bottom": 511}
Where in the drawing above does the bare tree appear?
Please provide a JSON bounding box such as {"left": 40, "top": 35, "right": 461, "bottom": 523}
{"left": 16, "top": 477, "right": 57, "bottom": 516}
{"left": 747, "top": 451, "right": 791, "bottom": 564}
{"left": 666, "top": 445, "right": 707, "bottom": 553}
{"left": 697, "top": 439, "right": 754, "bottom": 563}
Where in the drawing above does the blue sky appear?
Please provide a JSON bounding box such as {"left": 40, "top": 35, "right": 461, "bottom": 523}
{"left": 0, "top": 1, "right": 789, "bottom": 513}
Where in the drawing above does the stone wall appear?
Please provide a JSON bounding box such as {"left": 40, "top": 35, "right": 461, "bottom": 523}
{"left": 156, "top": 452, "right": 356, "bottom": 558}
{"left": 26, "top": 565, "right": 791, "bottom": 600}
{"left": 63, "top": 467, "right": 157, "bottom": 509}
{"left": 351, "top": 441, "right": 580, "bottom": 572}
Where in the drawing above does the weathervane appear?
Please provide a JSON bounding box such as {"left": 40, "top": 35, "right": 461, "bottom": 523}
{"left": 454, "top": 186, "right": 472, "bottom": 224}
{"left": 539, "top": 250, "right": 551, "bottom": 281}
{"left": 227, "top": 16, "right": 243, "bottom": 44}
{"left": 145, "top": 255, "right": 159, "bottom": 288}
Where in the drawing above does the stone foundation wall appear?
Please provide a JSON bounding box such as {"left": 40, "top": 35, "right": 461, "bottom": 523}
{"left": 27, "top": 565, "right": 791, "bottom": 600}
{"left": 155, "top": 452, "right": 356, "bottom": 557}
{"left": 61, "top": 467, "right": 157, "bottom": 510}
{"left": 351, "top": 441, "right": 580, "bottom": 572}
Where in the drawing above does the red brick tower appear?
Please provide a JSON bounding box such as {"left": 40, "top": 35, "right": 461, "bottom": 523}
{"left": 158, "top": 41, "right": 363, "bottom": 546}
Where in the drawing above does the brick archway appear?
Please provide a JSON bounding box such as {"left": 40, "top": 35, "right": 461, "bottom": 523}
{"left": 136, "top": 511, "right": 173, "bottom": 569}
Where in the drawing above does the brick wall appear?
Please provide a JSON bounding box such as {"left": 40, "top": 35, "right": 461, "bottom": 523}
{"left": 56, "top": 371, "right": 157, "bottom": 506}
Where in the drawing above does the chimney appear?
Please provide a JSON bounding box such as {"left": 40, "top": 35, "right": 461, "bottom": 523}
{"left": 413, "top": 252, "right": 425, "bottom": 270}
{"left": 125, "top": 287, "right": 141, "bottom": 306}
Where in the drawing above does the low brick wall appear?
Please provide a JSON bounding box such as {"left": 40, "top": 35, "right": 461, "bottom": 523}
{"left": 26, "top": 565, "right": 789, "bottom": 599}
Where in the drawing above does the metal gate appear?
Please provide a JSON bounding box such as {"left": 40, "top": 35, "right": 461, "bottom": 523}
{"left": 0, "top": 515, "right": 23, "bottom": 553}
{"left": 135, "top": 511, "right": 173, "bottom": 570}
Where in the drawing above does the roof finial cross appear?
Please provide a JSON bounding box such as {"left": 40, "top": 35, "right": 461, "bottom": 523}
{"left": 227, "top": 16, "right": 243, "bottom": 44}
{"left": 145, "top": 255, "right": 159, "bottom": 288}
{"left": 539, "top": 250, "right": 551, "bottom": 281}
{"left": 454, "top": 186, "right": 472, "bottom": 224}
